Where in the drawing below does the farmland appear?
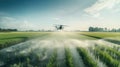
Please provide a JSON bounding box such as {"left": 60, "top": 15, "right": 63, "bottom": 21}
{"left": 0, "top": 32, "right": 120, "bottom": 67}
{"left": 0, "top": 32, "right": 50, "bottom": 49}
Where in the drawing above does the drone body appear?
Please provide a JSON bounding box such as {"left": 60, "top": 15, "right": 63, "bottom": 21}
{"left": 54, "top": 25, "right": 67, "bottom": 30}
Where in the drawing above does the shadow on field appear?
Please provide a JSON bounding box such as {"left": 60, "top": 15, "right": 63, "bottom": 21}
{"left": 82, "top": 34, "right": 120, "bottom": 45}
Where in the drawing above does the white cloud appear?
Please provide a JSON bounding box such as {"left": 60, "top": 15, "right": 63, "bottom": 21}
{"left": 2, "top": 17, "right": 15, "bottom": 21}
{"left": 0, "top": 16, "right": 41, "bottom": 31}
{"left": 18, "top": 20, "right": 40, "bottom": 31}
{"left": 84, "top": 0, "right": 120, "bottom": 17}
{"left": 53, "top": 17, "right": 61, "bottom": 21}
{"left": 0, "top": 16, "right": 17, "bottom": 28}
{"left": 0, "top": 16, "right": 15, "bottom": 22}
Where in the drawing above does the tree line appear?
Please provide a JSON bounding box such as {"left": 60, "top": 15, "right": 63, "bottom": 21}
{"left": 0, "top": 28, "right": 17, "bottom": 32}
{"left": 89, "top": 27, "right": 120, "bottom": 32}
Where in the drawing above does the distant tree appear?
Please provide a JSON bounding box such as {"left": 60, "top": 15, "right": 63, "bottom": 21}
{"left": 111, "top": 28, "right": 117, "bottom": 32}
{"left": 117, "top": 28, "right": 120, "bottom": 32}
{"left": 89, "top": 27, "right": 94, "bottom": 32}
{"left": 88, "top": 27, "right": 120, "bottom": 32}
{"left": 89, "top": 27, "right": 104, "bottom": 32}
{"left": 0, "top": 28, "right": 18, "bottom": 32}
{"left": 104, "top": 28, "right": 108, "bottom": 32}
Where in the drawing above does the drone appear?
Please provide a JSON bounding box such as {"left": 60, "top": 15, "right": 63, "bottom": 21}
{"left": 54, "top": 24, "right": 67, "bottom": 30}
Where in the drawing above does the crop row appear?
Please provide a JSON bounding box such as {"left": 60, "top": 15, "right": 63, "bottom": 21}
{"left": 77, "top": 47, "right": 98, "bottom": 67}
{"left": 65, "top": 47, "right": 74, "bottom": 67}
{"left": 95, "top": 45, "right": 120, "bottom": 60}
{"left": 47, "top": 49, "right": 57, "bottom": 67}
{"left": 93, "top": 47, "right": 120, "bottom": 67}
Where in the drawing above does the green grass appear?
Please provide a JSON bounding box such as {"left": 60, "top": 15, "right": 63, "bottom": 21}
{"left": 80, "top": 32, "right": 120, "bottom": 38}
{"left": 80, "top": 32, "right": 120, "bottom": 45}
{"left": 0, "top": 32, "right": 50, "bottom": 49}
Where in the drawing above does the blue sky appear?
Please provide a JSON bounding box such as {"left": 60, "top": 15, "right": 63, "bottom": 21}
{"left": 0, "top": 0, "right": 120, "bottom": 31}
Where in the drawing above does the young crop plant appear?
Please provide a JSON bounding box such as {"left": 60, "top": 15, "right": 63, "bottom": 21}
{"left": 47, "top": 49, "right": 57, "bottom": 67}
{"left": 95, "top": 45, "right": 120, "bottom": 60}
{"left": 77, "top": 47, "right": 98, "bottom": 67}
{"left": 65, "top": 47, "right": 74, "bottom": 67}
{"left": 105, "top": 48, "right": 120, "bottom": 60}
{"left": 94, "top": 48, "right": 120, "bottom": 67}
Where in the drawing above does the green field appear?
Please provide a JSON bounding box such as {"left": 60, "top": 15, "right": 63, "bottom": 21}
{"left": 0, "top": 32, "right": 120, "bottom": 67}
{"left": 81, "top": 32, "right": 120, "bottom": 37}
{"left": 0, "top": 32, "right": 50, "bottom": 49}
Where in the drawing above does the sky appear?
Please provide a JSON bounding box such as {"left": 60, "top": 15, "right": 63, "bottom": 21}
{"left": 0, "top": 0, "right": 120, "bottom": 31}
